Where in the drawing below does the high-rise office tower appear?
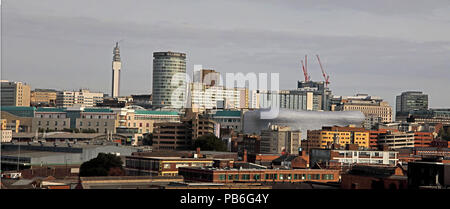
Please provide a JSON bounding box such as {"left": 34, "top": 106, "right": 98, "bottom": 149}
{"left": 152, "top": 51, "right": 187, "bottom": 109}
{"left": 111, "top": 42, "right": 121, "bottom": 98}
{"left": 396, "top": 91, "right": 428, "bottom": 115}
{"left": 1, "top": 80, "right": 31, "bottom": 106}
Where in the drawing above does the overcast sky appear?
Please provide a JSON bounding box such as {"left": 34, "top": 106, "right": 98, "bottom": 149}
{"left": 1, "top": 0, "right": 450, "bottom": 108}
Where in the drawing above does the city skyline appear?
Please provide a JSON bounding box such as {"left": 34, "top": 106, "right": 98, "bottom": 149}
{"left": 2, "top": 0, "right": 450, "bottom": 109}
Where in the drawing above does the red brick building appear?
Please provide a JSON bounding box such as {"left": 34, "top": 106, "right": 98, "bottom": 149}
{"left": 178, "top": 167, "right": 340, "bottom": 183}
{"left": 340, "top": 165, "right": 407, "bottom": 189}
{"left": 414, "top": 132, "right": 433, "bottom": 147}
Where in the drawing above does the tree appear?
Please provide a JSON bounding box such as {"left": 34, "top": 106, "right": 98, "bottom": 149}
{"left": 79, "top": 153, "right": 124, "bottom": 177}
{"left": 438, "top": 126, "right": 450, "bottom": 141}
{"left": 193, "top": 134, "right": 227, "bottom": 151}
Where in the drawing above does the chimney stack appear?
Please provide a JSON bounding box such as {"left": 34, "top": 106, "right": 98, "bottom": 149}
{"left": 196, "top": 147, "right": 201, "bottom": 157}
{"left": 243, "top": 149, "right": 248, "bottom": 162}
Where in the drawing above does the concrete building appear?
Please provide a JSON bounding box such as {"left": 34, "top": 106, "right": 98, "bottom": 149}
{"left": 310, "top": 149, "right": 399, "bottom": 168}
{"left": 306, "top": 126, "right": 370, "bottom": 150}
{"left": 210, "top": 110, "right": 242, "bottom": 132}
{"left": 259, "top": 90, "right": 319, "bottom": 111}
{"left": 260, "top": 125, "right": 301, "bottom": 155}
{"left": 194, "top": 69, "right": 221, "bottom": 86}
{"left": 1, "top": 142, "right": 139, "bottom": 171}
{"left": 1, "top": 80, "right": 31, "bottom": 107}
{"left": 56, "top": 89, "right": 104, "bottom": 108}
{"left": 396, "top": 91, "right": 428, "bottom": 116}
{"left": 111, "top": 42, "right": 122, "bottom": 98}
{"left": 31, "top": 107, "right": 118, "bottom": 134}
{"left": 189, "top": 82, "right": 240, "bottom": 110}
{"left": 125, "top": 156, "right": 215, "bottom": 176}
{"left": 30, "top": 89, "right": 57, "bottom": 106}
{"left": 152, "top": 51, "right": 187, "bottom": 109}
{"left": 334, "top": 94, "right": 393, "bottom": 123}
{"left": 124, "top": 110, "right": 180, "bottom": 134}
{"left": 152, "top": 122, "right": 192, "bottom": 151}
{"left": 378, "top": 130, "right": 415, "bottom": 149}
{"left": 1, "top": 106, "right": 35, "bottom": 132}
{"left": 297, "top": 81, "right": 333, "bottom": 111}
{"left": 396, "top": 108, "right": 450, "bottom": 125}
{"left": 75, "top": 108, "right": 118, "bottom": 134}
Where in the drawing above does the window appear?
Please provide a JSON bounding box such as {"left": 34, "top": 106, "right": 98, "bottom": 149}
{"left": 104, "top": 122, "right": 107, "bottom": 126}
{"left": 228, "top": 175, "right": 233, "bottom": 180}
{"left": 253, "top": 174, "right": 260, "bottom": 180}
{"left": 219, "top": 175, "right": 226, "bottom": 180}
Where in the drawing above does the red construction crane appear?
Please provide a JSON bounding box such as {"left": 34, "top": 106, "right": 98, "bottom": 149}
{"left": 316, "top": 54, "right": 330, "bottom": 87}
{"left": 300, "top": 55, "right": 310, "bottom": 82}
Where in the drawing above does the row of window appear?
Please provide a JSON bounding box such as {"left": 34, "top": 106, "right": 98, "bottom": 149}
{"left": 217, "top": 173, "right": 334, "bottom": 181}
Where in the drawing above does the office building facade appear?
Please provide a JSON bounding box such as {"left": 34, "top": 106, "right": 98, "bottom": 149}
{"left": 152, "top": 51, "right": 187, "bottom": 109}
{"left": 396, "top": 91, "right": 428, "bottom": 115}
{"left": 1, "top": 81, "right": 31, "bottom": 107}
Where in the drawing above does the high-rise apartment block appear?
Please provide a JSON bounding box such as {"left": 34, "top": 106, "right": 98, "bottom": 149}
{"left": 152, "top": 51, "right": 187, "bottom": 109}
{"left": 1, "top": 80, "right": 31, "bottom": 107}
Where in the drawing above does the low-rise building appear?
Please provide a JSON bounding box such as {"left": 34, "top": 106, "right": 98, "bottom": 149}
{"left": 378, "top": 130, "right": 415, "bottom": 149}
{"left": 309, "top": 149, "right": 399, "bottom": 168}
{"left": 152, "top": 122, "right": 192, "bottom": 151}
{"left": 306, "top": 126, "right": 370, "bottom": 151}
{"left": 414, "top": 132, "right": 433, "bottom": 147}
{"left": 56, "top": 89, "right": 104, "bottom": 108}
{"left": 178, "top": 167, "right": 340, "bottom": 183}
{"left": 407, "top": 159, "right": 450, "bottom": 189}
{"left": 210, "top": 110, "right": 242, "bottom": 132}
{"left": 125, "top": 156, "right": 215, "bottom": 176}
{"left": 340, "top": 165, "right": 407, "bottom": 189}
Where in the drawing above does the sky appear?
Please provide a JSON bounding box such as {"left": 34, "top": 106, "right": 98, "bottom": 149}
{"left": 1, "top": 0, "right": 450, "bottom": 109}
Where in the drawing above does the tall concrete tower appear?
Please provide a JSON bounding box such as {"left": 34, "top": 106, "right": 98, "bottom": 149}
{"left": 111, "top": 42, "right": 121, "bottom": 98}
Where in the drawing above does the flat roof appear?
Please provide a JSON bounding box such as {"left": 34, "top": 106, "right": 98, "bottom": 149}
{"left": 181, "top": 167, "right": 338, "bottom": 172}
{"left": 127, "top": 156, "right": 214, "bottom": 161}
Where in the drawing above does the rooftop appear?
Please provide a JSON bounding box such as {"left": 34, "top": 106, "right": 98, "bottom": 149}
{"left": 36, "top": 107, "right": 66, "bottom": 112}
{"left": 134, "top": 110, "right": 179, "bottom": 115}
{"left": 214, "top": 110, "right": 241, "bottom": 117}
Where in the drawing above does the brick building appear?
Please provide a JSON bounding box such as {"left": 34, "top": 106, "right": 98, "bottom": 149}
{"left": 178, "top": 167, "right": 340, "bottom": 183}
{"left": 414, "top": 132, "right": 433, "bottom": 147}
{"left": 340, "top": 165, "right": 407, "bottom": 189}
